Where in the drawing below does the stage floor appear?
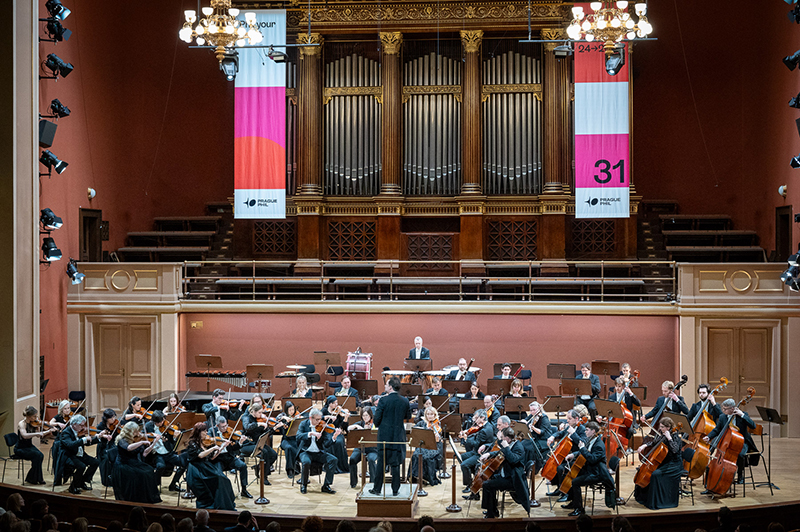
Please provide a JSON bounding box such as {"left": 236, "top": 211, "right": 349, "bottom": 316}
{"left": 6, "top": 437, "right": 797, "bottom": 520}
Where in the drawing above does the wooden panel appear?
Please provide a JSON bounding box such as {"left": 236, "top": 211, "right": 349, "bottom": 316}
{"left": 740, "top": 328, "right": 770, "bottom": 417}
{"left": 707, "top": 328, "right": 736, "bottom": 403}
{"left": 96, "top": 324, "right": 125, "bottom": 412}
{"left": 128, "top": 324, "right": 152, "bottom": 401}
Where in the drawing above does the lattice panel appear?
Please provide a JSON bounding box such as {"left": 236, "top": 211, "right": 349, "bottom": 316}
{"left": 486, "top": 220, "right": 538, "bottom": 260}
{"left": 572, "top": 220, "right": 616, "bottom": 256}
{"left": 327, "top": 220, "right": 377, "bottom": 260}
{"left": 253, "top": 220, "right": 297, "bottom": 256}
{"left": 407, "top": 234, "right": 453, "bottom": 270}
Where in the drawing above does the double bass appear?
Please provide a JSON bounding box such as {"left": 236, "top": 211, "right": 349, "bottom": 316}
{"left": 705, "top": 387, "right": 755, "bottom": 496}
{"left": 682, "top": 377, "right": 728, "bottom": 479}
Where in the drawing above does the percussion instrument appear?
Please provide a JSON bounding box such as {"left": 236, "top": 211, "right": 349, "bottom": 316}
{"left": 286, "top": 365, "right": 306, "bottom": 370}
{"left": 382, "top": 370, "right": 414, "bottom": 383}
{"left": 185, "top": 370, "right": 246, "bottom": 387}
{"left": 276, "top": 371, "right": 300, "bottom": 378}
{"left": 346, "top": 351, "right": 373, "bottom": 380}
{"left": 422, "top": 370, "right": 448, "bottom": 389}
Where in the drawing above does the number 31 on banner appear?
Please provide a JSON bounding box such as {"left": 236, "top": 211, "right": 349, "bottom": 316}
{"left": 594, "top": 159, "right": 625, "bottom": 184}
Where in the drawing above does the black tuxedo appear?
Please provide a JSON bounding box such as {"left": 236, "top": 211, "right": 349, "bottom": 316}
{"left": 373, "top": 391, "right": 411, "bottom": 494}
{"left": 568, "top": 436, "right": 616, "bottom": 511}
{"left": 296, "top": 418, "right": 338, "bottom": 487}
{"left": 424, "top": 387, "right": 448, "bottom": 396}
{"left": 645, "top": 395, "right": 689, "bottom": 419}
{"left": 58, "top": 426, "right": 100, "bottom": 490}
{"left": 480, "top": 440, "right": 531, "bottom": 518}
{"left": 551, "top": 424, "right": 588, "bottom": 492}
{"left": 408, "top": 347, "right": 430, "bottom": 360}
{"left": 574, "top": 372, "right": 602, "bottom": 414}
{"left": 447, "top": 369, "right": 476, "bottom": 382}
{"left": 688, "top": 401, "right": 723, "bottom": 424}
{"left": 201, "top": 402, "right": 228, "bottom": 427}
{"left": 708, "top": 412, "right": 758, "bottom": 458}
{"left": 608, "top": 391, "right": 641, "bottom": 413}
{"left": 334, "top": 386, "right": 362, "bottom": 407}
{"left": 460, "top": 422, "right": 496, "bottom": 486}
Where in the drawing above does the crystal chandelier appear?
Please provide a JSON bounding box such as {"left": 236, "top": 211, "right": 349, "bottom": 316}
{"left": 566, "top": 1, "right": 653, "bottom": 57}
{"left": 179, "top": 0, "right": 264, "bottom": 64}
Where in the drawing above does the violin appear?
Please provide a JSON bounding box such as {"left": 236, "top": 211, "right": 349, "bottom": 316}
{"left": 202, "top": 434, "right": 228, "bottom": 448}
{"left": 682, "top": 377, "right": 728, "bottom": 479}
{"left": 29, "top": 417, "right": 57, "bottom": 431}
{"left": 166, "top": 405, "right": 187, "bottom": 414}
{"left": 425, "top": 419, "right": 442, "bottom": 442}
{"left": 485, "top": 394, "right": 502, "bottom": 418}
{"left": 221, "top": 399, "right": 248, "bottom": 409}
{"left": 314, "top": 419, "right": 337, "bottom": 435}
{"left": 133, "top": 432, "right": 162, "bottom": 444}
{"left": 220, "top": 426, "right": 247, "bottom": 442}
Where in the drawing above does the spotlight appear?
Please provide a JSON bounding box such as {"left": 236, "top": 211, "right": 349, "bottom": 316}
{"left": 43, "top": 19, "right": 71, "bottom": 42}
{"left": 790, "top": 3, "right": 800, "bottom": 24}
{"left": 40, "top": 150, "right": 68, "bottom": 174}
{"left": 43, "top": 53, "right": 73, "bottom": 79}
{"left": 45, "top": 0, "right": 71, "bottom": 21}
{"left": 782, "top": 264, "right": 800, "bottom": 292}
{"left": 554, "top": 43, "right": 574, "bottom": 57}
{"left": 42, "top": 237, "right": 62, "bottom": 262}
{"left": 66, "top": 258, "right": 85, "bottom": 285}
{"left": 267, "top": 46, "right": 287, "bottom": 63}
{"left": 50, "top": 99, "right": 70, "bottom": 118}
{"left": 605, "top": 46, "right": 626, "bottom": 76}
{"left": 784, "top": 50, "right": 800, "bottom": 71}
{"left": 40, "top": 208, "right": 63, "bottom": 230}
{"left": 792, "top": 154, "right": 800, "bottom": 169}
{"left": 220, "top": 51, "right": 239, "bottom": 81}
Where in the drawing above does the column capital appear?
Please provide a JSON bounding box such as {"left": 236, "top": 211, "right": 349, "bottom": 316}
{"left": 379, "top": 32, "right": 403, "bottom": 55}
{"left": 298, "top": 32, "right": 324, "bottom": 56}
{"left": 459, "top": 30, "right": 483, "bottom": 53}
{"left": 542, "top": 28, "right": 565, "bottom": 52}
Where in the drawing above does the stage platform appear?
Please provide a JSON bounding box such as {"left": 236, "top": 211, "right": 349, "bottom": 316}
{"left": 1, "top": 438, "right": 798, "bottom": 531}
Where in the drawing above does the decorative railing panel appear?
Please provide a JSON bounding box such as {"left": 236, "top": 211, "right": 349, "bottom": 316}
{"left": 327, "top": 220, "right": 377, "bottom": 260}
{"left": 487, "top": 219, "right": 538, "bottom": 260}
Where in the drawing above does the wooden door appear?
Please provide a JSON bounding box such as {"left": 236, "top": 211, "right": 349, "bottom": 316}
{"left": 95, "top": 322, "right": 152, "bottom": 411}
{"left": 707, "top": 326, "right": 771, "bottom": 418}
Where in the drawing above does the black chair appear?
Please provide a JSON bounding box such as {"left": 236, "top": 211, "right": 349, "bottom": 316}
{"left": 291, "top": 457, "right": 324, "bottom": 487}
{"left": 518, "top": 369, "right": 533, "bottom": 393}
{"left": 2, "top": 433, "right": 24, "bottom": 483}
{"left": 680, "top": 471, "right": 695, "bottom": 505}
{"left": 298, "top": 365, "right": 315, "bottom": 375}
{"left": 583, "top": 481, "right": 619, "bottom": 516}
{"left": 68, "top": 391, "right": 86, "bottom": 413}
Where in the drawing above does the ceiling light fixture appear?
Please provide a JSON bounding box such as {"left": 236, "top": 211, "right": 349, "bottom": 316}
{"left": 566, "top": 1, "right": 653, "bottom": 58}
{"left": 179, "top": 1, "right": 263, "bottom": 66}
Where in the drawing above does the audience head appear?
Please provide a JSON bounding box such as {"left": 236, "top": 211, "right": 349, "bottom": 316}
{"left": 576, "top": 514, "right": 593, "bottom": 532}
{"left": 71, "top": 518, "right": 89, "bottom": 532}
{"left": 159, "top": 514, "right": 175, "bottom": 532}
{"left": 264, "top": 522, "right": 281, "bottom": 532}
{"left": 175, "top": 519, "right": 192, "bottom": 532}
{"left": 237, "top": 512, "right": 252, "bottom": 525}
{"left": 0, "top": 513, "right": 17, "bottom": 532}
{"left": 300, "top": 516, "right": 323, "bottom": 532}
{"left": 768, "top": 524, "right": 786, "bottom": 532}
{"left": 376, "top": 522, "right": 392, "bottom": 532}
{"left": 126, "top": 506, "right": 149, "bottom": 532}
{"left": 29, "top": 499, "right": 48, "bottom": 520}
{"left": 195, "top": 510, "right": 210, "bottom": 526}
{"left": 5, "top": 494, "right": 23, "bottom": 515}
{"left": 145, "top": 524, "right": 163, "bottom": 532}
{"left": 41, "top": 515, "right": 58, "bottom": 532}
{"left": 417, "top": 516, "right": 434, "bottom": 529}
{"left": 611, "top": 516, "right": 634, "bottom": 532}
{"left": 10, "top": 522, "right": 29, "bottom": 532}
{"left": 718, "top": 507, "right": 733, "bottom": 526}
{"left": 420, "top": 528, "right": 435, "bottom": 532}
{"left": 525, "top": 523, "right": 542, "bottom": 532}
{"left": 334, "top": 521, "right": 355, "bottom": 532}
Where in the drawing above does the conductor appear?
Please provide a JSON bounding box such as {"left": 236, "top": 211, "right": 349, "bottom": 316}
{"left": 409, "top": 337, "right": 430, "bottom": 360}
{"left": 370, "top": 377, "right": 411, "bottom": 496}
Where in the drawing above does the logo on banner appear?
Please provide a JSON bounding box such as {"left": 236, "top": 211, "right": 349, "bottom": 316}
{"left": 243, "top": 198, "right": 278, "bottom": 208}
{"left": 584, "top": 196, "right": 621, "bottom": 207}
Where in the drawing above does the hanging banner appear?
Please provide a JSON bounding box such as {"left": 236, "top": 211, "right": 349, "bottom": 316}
{"left": 574, "top": 40, "right": 630, "bottom": 219}
{"left": 234, "top": 10, "right": 286, "bottom": 219}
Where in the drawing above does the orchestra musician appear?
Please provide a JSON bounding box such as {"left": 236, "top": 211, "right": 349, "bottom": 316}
{"left": 122, "top": 396, "right": 146, "bottom": 427}
{"left": 370, "top": 377, "right": 411, "bottom": 496}
{"left": 144, "top": 410, "right": 186, "bottom": 492}
{"left": 483, "top": 395, "right": 501, "bottom": 426}
{"left": 561, "top": 421, "right": 615, "bottom": 516}
{"left": 111, "top": 421, "right": 162, "bottom": 504}
{"left": 459, "top": 409, "right": 495, "bottom": 500}
{"left": 425, "top": 377, "right": 448, "bottom": 396}
{"left": 415, "top": 396, "right": 434, "bottom": 423}
{"left": 545, "top": 409, "right": 588, "bottom": 501}
{"left": 347, "top": 406, "right": 378, "bottom": 488}
{"left": 618, "top": 363, "right": 639, "bottom": 387}
{"left": 574, "top": 363, "right": 601, "bottom": 420}
{"left": 184, "top": 422, "right": 237, "bottom": 510}
{"left": 480, "top": 426, "right": 531, "bottom": 519}
{"left": 274, "top": 401, "right": 302, "bottom": 479}
{"left": 505, "top": 379, "right": 528, "bottom": 421}
{"left": 409, "top": 406, "right": 444, "bottom": 487}
{"left": 240, "top": 402, "right": 278, "bottom": 485}
{"left": 96, "top": 408, "right": 119, "bottom": 487}
{"left": 522, "top": 401, "right": 553, "bottom": 472}
{"left": 606, "top": 377, "right": 641, "bottom": 440}
{"left": 49, "top": 400, "right": 72, "bottom": 431}
{"left": 202, "top": 389, "right": 230, "bottom": 427}
{"left": 208, "top": 417, "right": 253, "bottom": 499}
{"left": 634, "top": 416, "right": 683, "bottom": 510}
{"left": 644, "top": 381, "right": 689, "bottom": 421}
{"left": 703, "top": 398, "right": 758, "bottom": 487}
{"left": 495, "top": 363, "right": 513, "bottom": 379}
{"left": 17, "top": 406, "right": 57, "bottom": 485}
{"left": 291, "top": 375, "right": 313, "bottom": 398}
{"left": 163, "top": 393, "right": 186, "bottom": 414}
{"left": 688, "top": 384, "right": 723, "bottom": 423}
{"left": 447, "top": 358, "right": 476, "bottom": 382}
{"left": 297, "top": 408, "right": 339, "bottom": 494}
{"left": 322, "top": 395, "right": 351, "bottom": 473}
{"left": 335, "top": 376, "right": 362, "bottom": 407}
{"left": 58, "top": 414, "right": 102, "bottom": 495}
{"left": 466, "top": 381, "right": 485, "bottom": 400}
{"left": 409, "top": 336, "right": 430, "bottom": 360}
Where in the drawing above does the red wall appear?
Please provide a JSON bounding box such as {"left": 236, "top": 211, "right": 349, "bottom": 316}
{"left": 181, "top": 313, "right": 678, "bottom": 406}
{"left": 633, "top": 0, "right": 800, "bottom": 251}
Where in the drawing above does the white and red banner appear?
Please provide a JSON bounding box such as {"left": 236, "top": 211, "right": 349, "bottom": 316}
{"left": 234, "top": 10, "right": 286, "bottom": 219}
{"left": 574, "top": 40, "right": 630, "bottom": 219}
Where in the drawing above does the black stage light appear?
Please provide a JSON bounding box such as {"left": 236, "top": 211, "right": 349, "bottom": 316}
{"left": 66, "top": 258, "right": 85, "bottom": 285}
{"left": 42, "top": 237, "right": 62, "bottom": 262}
{"left": 44, "top": 53, "right": 73, "bottom": 78}
{"left": 40, "top": 150, "right": 68, "bottom": 174}
{"left": 267, "top": 46, "right": 287, "bottom": 63}
{"left": 605, "top": 48, "right": 625, "bottom": 76}
{"left": 45, "top": 0, "right": 71, "bottom": 20}
{"left": 44, "top": 19, "right": 71, "bottom": 42}
{"left": 784, "top": 50, "right": 800, "bottom": 71}
{"left": 50, "top": 99, "right": 70, "bottom": 118}
{"left": 790, "top": 3, "right": 800, "bottom": 24}
{"left": 791, "top": 92, "right": 800, "bottom": 108}
{"left": 220, "top": 51, "right": 239, "bottom": 81}
{"left": 40, "top": 208, "right": 63, "bottom": 230}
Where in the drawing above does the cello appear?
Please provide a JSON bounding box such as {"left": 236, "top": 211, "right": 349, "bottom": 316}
{"left": 605, "top": 375, "right": 637, "bottom": 458}
{"left": 705, "top": 387, "right": 755, "bottom": 496}
{"left": 682, "top": 377, "right": 728, "bottom": 479}
{"left": 633, "top": 422, "right": 683, "bottom": 488}
{"left": 541, "top": 415, "right": 587, "bottom": 481}
{"left": 469, "top": 441, "right": 504, "bottom": 494}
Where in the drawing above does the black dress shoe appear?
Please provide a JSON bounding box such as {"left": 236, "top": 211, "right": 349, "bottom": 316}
{"left": 321, "top": 485, "right": 336, "bottom": 494}
{"left": 392, "top": 491, "right": 400, "bottom": 496}
{"left": 546, "top": 490, "right": 561, "bottom": 497}
{"left": 68, "top": 486, "right": 81, "bottom": 495}
{"left": 368, "top": 489, "right": 381, "bottom": 496}
{"left": 736, "top": 477, "right": 745, "bottom": 485}
{"left": 241, "top": 490, "right": 253, "bottom": 499}
{"left": 561, "top": 503, "right": 576, "bottom": 510}
{"left": 462, "top": 493, "right": 479, "bottom": 501}
{"left": 263, "top": 478, "right": 271, "bottom": 486}
{"left": 557, "top": 494, "right": 569, "bottom": 503}
{"left": 350, "top": 483, "right": 358, "bottom": 489}
{"left": 181, "top": 491, "right": 195, "bottom": 499}
{"left": 300, "top": 485, "right": 308, "bottom": 494}
{"left": 168, "top": 484, "right": 184, "bottom": 493}
{"left": 568, "top": 508, "right": 584, "bottom": 517}
{"left": 80, "top": 483, "right": 92, "bottom": 491}
{"left": 462, "top": 487, "right": 472, "bottom": 493}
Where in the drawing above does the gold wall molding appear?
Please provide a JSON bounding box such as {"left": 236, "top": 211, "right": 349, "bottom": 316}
{"left": 460, "top": 29, "right": 484, "bottom": 53}
{"left": 323, "top": 86, "right": 382, "bottom": 105}
{"left": 298, "top": 32, "right": 324, "bottom": 55}
{"left": 482, "top": 83, "right": 543, "bottom": 102}
{"left": 380, "top": 31, "right": 403, "bottom": 54}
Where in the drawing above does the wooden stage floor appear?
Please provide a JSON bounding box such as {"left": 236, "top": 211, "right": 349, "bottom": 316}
{"left": 3, "top": 437, "right": 799, "bottom": 529}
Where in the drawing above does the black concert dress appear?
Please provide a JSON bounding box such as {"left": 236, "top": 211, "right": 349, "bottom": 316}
{"left": 111, "top": 438, "right": 162, "bottom": 503}
{"left": 634, "top": 436, "right": 683, "bottom": 510}
{"left": 185, "top": 441, "right": 236, "bottom": 510}
{"left": 409, "top": 420, "right": 443, "bottom": 486}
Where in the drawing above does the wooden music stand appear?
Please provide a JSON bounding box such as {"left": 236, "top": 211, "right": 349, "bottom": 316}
{"left": 547, "top": 363, "right": 576, "bottom": 395}
{"left": 417, "top": 394, "right": 449, "bottom": 413}
{"left": 346, "top": 427, "right": 374, "bottom": 449}
{"left": 404, "top": 359, "right": 433, "bottom": 372}
{"left": 246, "top": 364, "right": 273, "bottom": 394}
{"left": 504, "top": 397, "right": 531, "bottom": 419}
{"left": 339, "top": 394, "right": 358, "bottom": 412}
{"left": 351, "top": 379, "right": 379, "bottom": 401}
{"left": 398, "top": 383, "right": 422, "bottom": 400}
{"left": 408, "top": 427, "right": 438, "bottom": 497}
{"left": 594, "top": 399, "right": 624, "bottom": 420}
{"left": 442, "top": 381, "right": 471, "bottom": 396}
{"left": 439, "top": 412, "right": 462, "bottom": 435}
{"left": 591, "top": 360, "right": 620, "bottom": 397}
{"left": 282, "top": 397, "right": 313, "bottom": 414}
{"left": 561, "top": 378, "right": 594, "bottom": 398}
{"left": 513, "top": 420, "right": 530, "bottom": 440}
{"left": 457, "top": 398, "right": 485, "bottom": 416}
{"left": 487, "top": 378, "right": 512, "bottom": 398}
{"left": 195, "top": 354, "right": 223, "bottom": 392}
{"left": 315, "top": 351, "right": 341, "bottom": 375}
{"left": 542, "top": 396, "right": 576, "bottom": 421}
{"left": 171, "top": 411, "right": 207, "bottom": 431}
{"left": 630, "top": 386, "right": 648, "bottom": 401}
{"left": 493, "top": 363, "right": 522, "bottom": 376}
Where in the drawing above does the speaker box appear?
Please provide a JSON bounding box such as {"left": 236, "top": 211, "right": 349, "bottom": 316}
{"left": 39, "top": 119, "right": 58, "bottom": 148}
